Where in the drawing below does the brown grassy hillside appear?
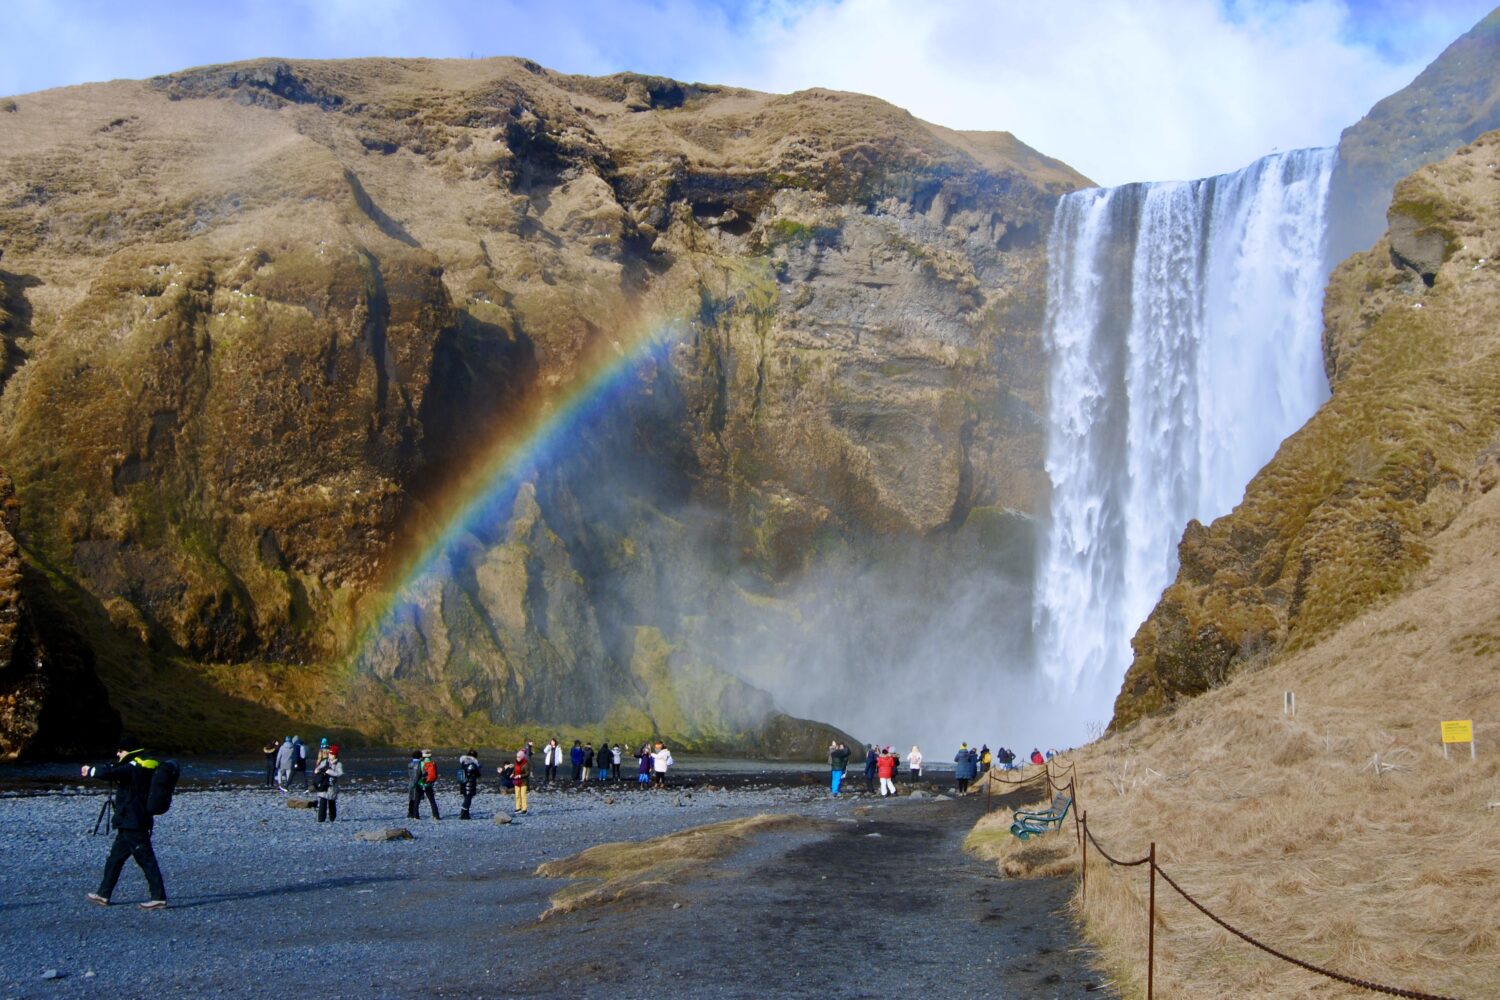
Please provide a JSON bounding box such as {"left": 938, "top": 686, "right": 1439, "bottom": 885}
{"left": 973, "top": 474, "right": 1500, "bottom": 997}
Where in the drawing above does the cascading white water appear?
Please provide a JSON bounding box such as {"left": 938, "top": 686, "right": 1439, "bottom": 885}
{"left": 1035, "top": 148, "right": 1336, "bottom": 729}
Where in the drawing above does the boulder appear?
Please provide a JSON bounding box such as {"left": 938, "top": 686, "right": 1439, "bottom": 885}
{"left": 492, "top": 813, "right": 512, "bottom": 825}
{"left": 356, "top": 827, "right": 414, "bottom": 842}
{"left": 287, "top": 798, "right": 317, "bottom": 809}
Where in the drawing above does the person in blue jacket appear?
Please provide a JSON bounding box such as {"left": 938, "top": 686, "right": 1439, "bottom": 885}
{"left": 570, "top": 740, "right": 585, "bottom": 782}
{"left": 953, "top": 742, "right": 978, "bottom": 794}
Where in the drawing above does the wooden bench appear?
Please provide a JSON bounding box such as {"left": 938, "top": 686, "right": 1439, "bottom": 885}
{"left": 1009, "top": 793, "right": 1073, "bottom": 840}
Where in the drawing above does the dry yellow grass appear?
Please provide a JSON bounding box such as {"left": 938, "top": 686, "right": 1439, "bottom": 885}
{"left": 535, "top": 813, "right": 815, "bottom": 918}
{"left": 972, "top": 484, "right": 1500, "bottom": 998}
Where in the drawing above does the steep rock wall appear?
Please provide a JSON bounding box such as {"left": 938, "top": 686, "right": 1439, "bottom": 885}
{"left": 0, "top": 59, "right": 1087, "bottom": 750}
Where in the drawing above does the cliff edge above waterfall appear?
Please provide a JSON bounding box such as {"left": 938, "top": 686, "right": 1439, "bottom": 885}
{"left": 1113, "top": 130, "right": 1500, "bottom": 729}
{"left": 0, "top": 58, "right": 1087, "bottom": 755}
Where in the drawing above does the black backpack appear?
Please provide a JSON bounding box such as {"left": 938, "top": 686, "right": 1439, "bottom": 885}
{"left": 146, "top": 760, "right": 179, "bottom": 816}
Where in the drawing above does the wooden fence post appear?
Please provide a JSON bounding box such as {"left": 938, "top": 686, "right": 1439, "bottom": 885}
{"left": 1148, "top": 842, "right": 1157, "bottom": 1000}
{"left": 1080, "top": 810, "right": 1088, "bottom": 904}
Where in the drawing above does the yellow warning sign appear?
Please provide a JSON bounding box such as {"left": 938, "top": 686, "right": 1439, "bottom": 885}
{"left": 1441, "top": 720, "right": 1474, "bottom": 744}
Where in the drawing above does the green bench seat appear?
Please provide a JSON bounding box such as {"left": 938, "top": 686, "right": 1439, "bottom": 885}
{"left": 1009, "top": 793, "right": 1073, "bottom": 841}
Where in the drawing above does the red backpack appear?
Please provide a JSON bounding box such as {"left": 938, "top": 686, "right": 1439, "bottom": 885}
{"left": 423, "top": 760, "right": 438, "bottom": 785}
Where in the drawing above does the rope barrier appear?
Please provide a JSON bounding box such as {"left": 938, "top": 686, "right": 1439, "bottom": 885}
{"left": 1150, "top": 863, "right": 1461, "bottom": 1000}
{"left": 1073, "top": 810, "right": 1465, "bottom": 1000}
{"left": 1082, "top": 819, "right": 1150, "bottom": 867}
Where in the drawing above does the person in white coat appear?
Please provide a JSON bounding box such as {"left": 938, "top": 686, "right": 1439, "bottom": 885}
{"left": 651, "top": 742, "right": 673, "bottom": 788}
{"left": 906, "top": 745, "right": 924, "bottom": 785}
{"left": 542, "top": 738, "right": 562, "bottom": 785}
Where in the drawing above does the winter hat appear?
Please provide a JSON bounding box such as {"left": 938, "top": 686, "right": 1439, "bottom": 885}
{"left": 328, "top": 744, "right": 340, "bottom": 756}
{"left": 115, "top": 734, "right": 142, "bottom": 753}
{"left": 421, "top": 749, "right": 432, "bottom": 758}
{"left": 320, "top": 737, "right": 329, "bottom": 747}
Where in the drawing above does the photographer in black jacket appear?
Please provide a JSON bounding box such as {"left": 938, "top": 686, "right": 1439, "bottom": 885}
{"left": 81, "top": 735, "right": 168, "bottom": 909}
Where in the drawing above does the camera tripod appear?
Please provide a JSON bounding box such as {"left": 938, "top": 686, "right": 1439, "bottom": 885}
{"left": 92, "top": 797, "right": 113, "bottom": 835}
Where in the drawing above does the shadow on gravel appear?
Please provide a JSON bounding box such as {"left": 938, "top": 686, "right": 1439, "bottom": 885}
{"left": 167, "top": 874, "right": 404, "bottom": 910}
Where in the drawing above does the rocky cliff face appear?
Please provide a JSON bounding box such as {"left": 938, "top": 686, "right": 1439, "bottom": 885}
{"left": 1114, "top": 131, "right": 1500, "bottom": 728}
{"left": 1325, "top": 8, "right": 1500, "bottom": 267}
{"left": 0, "top": 466, "right": 120, "bottom": 759}
{"left": 0, "top": 59, "right": 1086, "bottom": 752}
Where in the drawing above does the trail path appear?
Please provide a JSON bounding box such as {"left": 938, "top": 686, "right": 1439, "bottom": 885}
{"left": 500, "top": 793, "right": 1108, "bottom": 999}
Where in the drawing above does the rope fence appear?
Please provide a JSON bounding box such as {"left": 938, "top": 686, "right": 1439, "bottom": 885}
{"left": 1059, "top": 799, "right": 1464, "bottom": 999}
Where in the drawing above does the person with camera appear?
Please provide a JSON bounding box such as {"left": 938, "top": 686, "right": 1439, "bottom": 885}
{"left": 81, "top": 735, "right": 168, "bottom": 909}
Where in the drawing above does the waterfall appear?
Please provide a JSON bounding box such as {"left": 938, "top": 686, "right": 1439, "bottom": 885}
{"left": 1035, "top": 148, "right": 1336, "bottom": 725}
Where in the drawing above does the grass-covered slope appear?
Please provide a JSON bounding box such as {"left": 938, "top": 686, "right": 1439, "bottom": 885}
{"left": 974, "top": 503, "right": 1500, "bottom": 997}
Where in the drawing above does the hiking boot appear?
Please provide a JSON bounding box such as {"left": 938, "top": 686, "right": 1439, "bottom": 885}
{"left": 85, "top": 893, "right": 109, "bottom": 907}
{"left": 138, "top": 899, "right": 167, "bottom": 911}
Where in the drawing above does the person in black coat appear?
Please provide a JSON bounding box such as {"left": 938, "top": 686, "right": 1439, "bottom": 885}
{"left": 864, "top": 744, "right": 878, "bottom": 793}
{"left": 82, "top": 735, "right": 168, "bottom": 909}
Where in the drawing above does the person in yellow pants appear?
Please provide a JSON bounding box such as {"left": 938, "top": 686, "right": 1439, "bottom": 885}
{"left": 512, "top": 750, "right": 529, "bottom": 814}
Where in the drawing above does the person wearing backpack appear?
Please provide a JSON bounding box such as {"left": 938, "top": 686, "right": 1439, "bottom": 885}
{"left": 81, "top": 735, "right": 169, "bottom": 909}
{"left": 314, "top": 745, "right": 344, "bottom": 822}
{"left": 413, "top": 749, "right": 441, "bottom": 820}
{"left": 457, "top": 749, "right": 481, "bottom": 819}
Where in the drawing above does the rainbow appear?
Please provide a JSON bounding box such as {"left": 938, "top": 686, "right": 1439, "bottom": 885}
{"left": 357, "top": 314, "right": 685, "bottom": 654}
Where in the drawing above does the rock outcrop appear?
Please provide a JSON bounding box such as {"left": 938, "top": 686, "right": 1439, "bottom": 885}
{"left": 1114, "top": 131, "right": 1500, "bottom": 728}
{"left": 0, "top": 59, "right": 1087, "bottom": 750}
{"left": 1325, "top": 9, "right": 1500, "bottom": 268}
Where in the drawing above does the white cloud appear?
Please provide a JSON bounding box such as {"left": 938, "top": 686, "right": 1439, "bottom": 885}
{"left": 1, "top": 0, "right": 1494, "bottom": 186}
{"left": 717, "top": 0, "right": 1494, "bottom": 185}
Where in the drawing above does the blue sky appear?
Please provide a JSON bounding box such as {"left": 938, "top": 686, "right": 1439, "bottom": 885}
{"left": 2, "top": 0, "right": 1493, "bottom": 185}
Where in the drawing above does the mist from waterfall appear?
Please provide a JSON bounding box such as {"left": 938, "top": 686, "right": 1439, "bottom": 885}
{"left": 1035, "top": 148, "right": 1336, "bottom": 736}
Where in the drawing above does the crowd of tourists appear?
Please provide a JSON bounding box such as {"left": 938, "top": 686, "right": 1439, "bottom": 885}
{"left": 256, "top": 736, "right": 684, "bottom": 825}
{"left": 827, "top": 740, "right": 1064, "bottom": 796}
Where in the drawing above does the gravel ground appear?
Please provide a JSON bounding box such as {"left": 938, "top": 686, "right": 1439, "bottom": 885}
{"left": 0, "top": 778, "right": 1106, "bottom": 999}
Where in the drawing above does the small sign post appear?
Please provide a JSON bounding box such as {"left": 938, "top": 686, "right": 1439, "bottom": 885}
{"left": 1283, "top": 691, "right": 1296, "bottom": 717}
{"left": 1441, "top": 720, "right": 1475, "bottom": 760}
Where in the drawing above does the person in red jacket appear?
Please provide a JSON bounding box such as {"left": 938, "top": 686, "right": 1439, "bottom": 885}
{"left": 876, "top": 746, "right": 898, "bottom": 796}
{"left": 1030, "top": 748, "right": 1045, "bottom": 766}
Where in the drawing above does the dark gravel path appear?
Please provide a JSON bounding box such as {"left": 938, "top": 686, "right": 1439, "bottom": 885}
{"left": 503, "top": 795, "right": 1109, "bottom": 1000}
{"left": 0, "top": 782, "right": 1107, "bottom": 999}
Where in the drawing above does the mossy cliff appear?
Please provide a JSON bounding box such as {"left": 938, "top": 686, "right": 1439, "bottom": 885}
{"left": 0, "top": 59, "right": 1086, "bottom": 755}
{"left": 1114, "top": 131, "right": 1500, "bottom": 728}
